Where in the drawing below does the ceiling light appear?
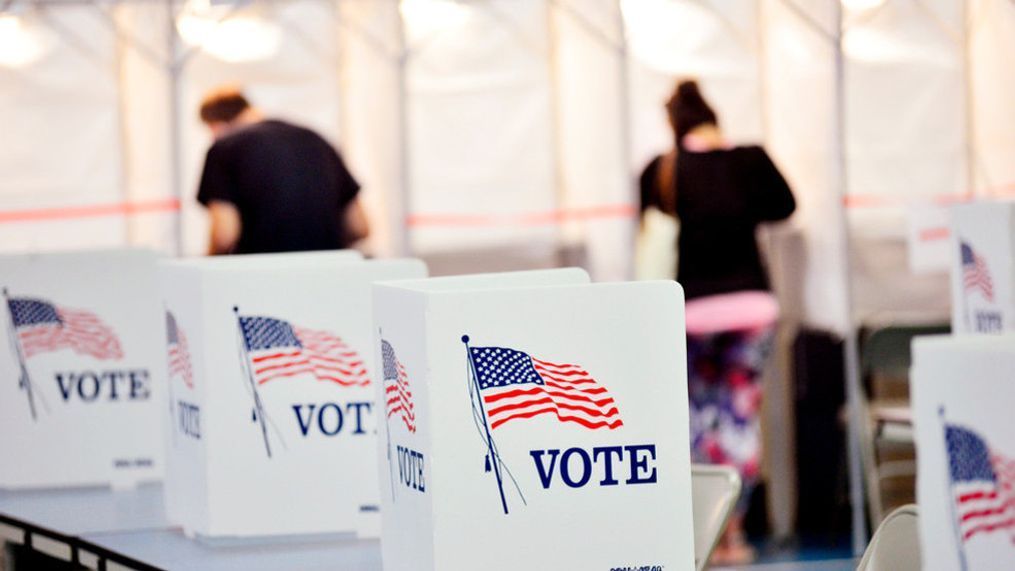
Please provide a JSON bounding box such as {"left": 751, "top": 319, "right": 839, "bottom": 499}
{"left": 0, "top": 14, "right": 49, "bottom": 68}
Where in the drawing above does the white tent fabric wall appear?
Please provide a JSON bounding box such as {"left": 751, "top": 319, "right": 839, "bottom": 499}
{"left": 762, "top": 0, "right": 848, "bottom": 333}
{"left": 970, "top": 0, "right": 1015, "bottom": 196}
{"left": 0, "top": 4, "right": 126, "bottom": 252}
{"left": 117, "top": 2, "right": 174, "bottom": 253}
{"left": 338, "top": 0, "right": 404, "bottom": 259}
{"left": 551, "top": 0, "right": 631, "bottom": 282}
{"left": 402, "top": 0, "right": 559, "bottom": 258}
{"left": 843, "top": 0, "right": 965, "bottom": 322}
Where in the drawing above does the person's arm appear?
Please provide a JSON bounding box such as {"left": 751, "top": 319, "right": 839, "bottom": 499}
{"left": 638, "top": 156, "right": 661, "bottom": 217}
{"left": 343, "top": 198, "right": 369, "bottom": 244}
{"left": 749, "top": 147, "right": 796, "bottom": 222}
{"left": 196, "top": 143, "right": 242, "bottom": 254}
{"left": 207, "top": 200, "right": 241, "bottom": 255}
{"left": 329, "top": 145, "right": 368, "bottom": 245}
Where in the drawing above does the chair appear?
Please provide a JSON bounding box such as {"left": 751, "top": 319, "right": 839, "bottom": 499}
{"left": 859, "top": 323, "right": 949, "bottom": 526}
{"left": 856, "top": 504, "right": 921, "bottom": 571}
{"left": 690, "top": 464, "right": 741, "bottom": 571}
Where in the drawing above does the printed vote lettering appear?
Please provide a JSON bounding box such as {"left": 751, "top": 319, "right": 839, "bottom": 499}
{"left": 177, "top": 401, "right": 201, "bottom": 439}
{"left": 974, "top": 311, "right": 1003, "bottom": 333}
{"left": 54, "top": 370, "right": 151, "bottom": 402}
{"left": 291, "top": 402, "right": 372, "bottom": 437}
{"left": 530, "top": 444, "right": 658, "bottom": 489}
{"left": 396, "top": 445, "right": 426, "bottom": 493}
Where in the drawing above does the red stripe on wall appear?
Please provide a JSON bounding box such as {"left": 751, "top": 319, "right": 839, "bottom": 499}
{"left": 843, "top": 183, "right": 1015, "bottom": 209}
{"left": 0, "top": 198, "right": 180, "bottom": 224}
{"left": 406, "top": 203, "right": 637, "bottom": 228}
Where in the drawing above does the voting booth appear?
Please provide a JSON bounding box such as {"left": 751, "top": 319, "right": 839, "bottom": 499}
{"left": 160, "top": 254, "right": 426, "bottom": 538}
{"left": 950, "top": 201, "right": 1015, "bottom": 334}
{"left": 912, "top": 334, "right": 1015, "bottom": 571}
{"left": 0, "top": 249, "right": 165, "bottom": 489}
{"left": 373, "top": 269, "right": 695, "bottom": 571}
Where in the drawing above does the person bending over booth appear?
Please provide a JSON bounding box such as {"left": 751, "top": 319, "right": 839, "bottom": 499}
{"left": 640, "top": 80, "right": 796, "bottom": 565}
{"left": 195, "top": 86, "right": 369, "bottom": 255}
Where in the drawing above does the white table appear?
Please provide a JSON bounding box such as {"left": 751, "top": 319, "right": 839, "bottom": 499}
{"left": 0, "top": 483, "right": 168, "bottom": 535}
{"left": 0, "top": 484, "right": 853, "bottom": 571}
{"left": 82, "top": 530, "right": 381, "bottom": 571}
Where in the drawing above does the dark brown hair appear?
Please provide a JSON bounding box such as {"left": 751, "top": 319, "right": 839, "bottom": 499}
{"left": 665, "top": 80, "right": 718, "bottom": 147}
{"left": 199, "top": 87, "right": 250, "bottom": 124}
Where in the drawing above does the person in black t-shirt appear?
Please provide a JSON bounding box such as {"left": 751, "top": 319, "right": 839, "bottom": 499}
{"left": 195, "top": 87, "right": 368, "bottom": 255}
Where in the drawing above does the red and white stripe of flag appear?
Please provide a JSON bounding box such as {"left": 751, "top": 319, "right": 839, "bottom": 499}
{"left": 483, "top": 357, "right": 623, "bottom": 431}
{"left": 250, "top": 327, "right": 370, "bottom": 387}
{"left": 955, "top": 454, "right": 1015, "bottom": 542}
{"left": 964, "top": 255, "right": 994, "bottom": 301}
{"left": 386, "top": 357, "right": 416, "bottom": 433}
{"left": 168, "top": 332, "right": 194, "bottom": 389}
{"left": 19, "top": 307, "right": 123, "bottom": 360}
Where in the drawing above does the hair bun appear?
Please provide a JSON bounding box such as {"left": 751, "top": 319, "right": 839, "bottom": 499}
{"left": 677, "top": 80, "right": 705, "bottom": 104}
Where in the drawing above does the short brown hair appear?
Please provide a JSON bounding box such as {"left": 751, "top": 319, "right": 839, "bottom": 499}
{"left": 199, "top": 86, "right": 251, "bottom": 124}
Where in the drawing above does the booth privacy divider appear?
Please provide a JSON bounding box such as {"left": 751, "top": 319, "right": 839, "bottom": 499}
{"left": 373, "top": 269, "right": 694, "bottom": 571}
{"left": 160, "top": 255, "right": 426, "bottom": 538}
{"left": 949, "top": 201, "right": 1015, "bottom": 334}
{"left": 911, "top": 334, "right": 1015, "bottom": 571}
{"left": 0, "top": 249, "right": 165, "bottom": 489}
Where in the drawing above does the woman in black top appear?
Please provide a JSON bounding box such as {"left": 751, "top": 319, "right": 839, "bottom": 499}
{"left": 640, "top": 81, "right": 795, "bottom": 565}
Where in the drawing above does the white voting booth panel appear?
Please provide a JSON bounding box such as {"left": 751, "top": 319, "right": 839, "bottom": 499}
{"left": 911, "top": 335, "right": 1015, "bottom": 571}
{"left": 160, "top": 257, "right": 427, "bottom": 538}
{"left": 0, "top": 250, "right": 165, "bottom": 489}
{"left": 950, "top": 202, "right": 1015, "bottom": 334}
{"left": 373, "top": 269, "right": 694, "bottom": 571}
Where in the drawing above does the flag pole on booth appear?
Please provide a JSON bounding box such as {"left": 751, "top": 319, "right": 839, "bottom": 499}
{"left": 462, "top": 335, "right": 509, "bottom": 515}
{"left": 165, "top": 306, "right": 178, "bottom": 447}
{"left": 381, "top": 328, "right": 396, "bottom": 502}
{"left": 234, "top": 306, "right": 272, "bottom": 459}
{"left": 3, "top": 288, "right": 37, "bottom": 421}
{"left": 939, "top": 407, "right": 969, "bottom": 571}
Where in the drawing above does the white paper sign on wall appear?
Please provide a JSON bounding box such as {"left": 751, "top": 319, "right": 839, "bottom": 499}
{"left": 373, "top": 269, "right": 695, "bottom": 571}
{"left": 0, "top": 250, "right": 165, "bottom": 489}
{"left": 160, "top": 256, "right": 426, "bottom": 538}
{"left": 950, "top": 201, "right": 1015, "bottom": 334}
{"left": 912, "top": 334, "right": 1015, "bottom": 571}
{"left": 906, "top": 203, "right": 953, "bottom": 274}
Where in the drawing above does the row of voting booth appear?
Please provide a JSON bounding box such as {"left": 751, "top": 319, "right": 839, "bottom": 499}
{"left": 0, "top": 248, "right": 695, "bottom": 569}
{"left": 912, "top": 200, "right": 1015, "bottom": 570}
{"left": 0, "top": 198, "right": 1010, "bottom": 570}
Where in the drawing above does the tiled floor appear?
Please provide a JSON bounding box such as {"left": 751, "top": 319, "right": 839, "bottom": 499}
{"left": 711, "top": 535, "right": 856, "bottom": 570}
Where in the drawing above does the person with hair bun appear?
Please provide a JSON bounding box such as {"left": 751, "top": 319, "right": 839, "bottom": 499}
{"left": 640, "top": 80, "right": 795, "bottom": 565}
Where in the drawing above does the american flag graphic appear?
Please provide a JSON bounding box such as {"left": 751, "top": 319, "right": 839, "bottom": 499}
{"left": 166, "top": 310, "right": 194, "bottom": 389}
{"left": 382, "top": 339, "right": 416, "bottom": 433}
{"left": 946, "top": 424, "right": 1015, "bottom": 543}
{"left": 469, "top": 345, "right": 622, "bottom": 431}
{"left": 7, "top": 297, "right": 123, "bottom": 360}
{"left": 239, "top": 315, "right": 369, "bottom": 387}
{"left": 961, "top": 242, "right": 994, "bottom": 302}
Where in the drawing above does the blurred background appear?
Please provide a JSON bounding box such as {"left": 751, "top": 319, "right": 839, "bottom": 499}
{"left": 1, "top": 0, "right": 1013, "bottom": 562}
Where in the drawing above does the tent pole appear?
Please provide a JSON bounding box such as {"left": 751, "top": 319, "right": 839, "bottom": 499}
{"left": 167, "top": 0, "right": 184, "bottom": 256}
{"left": 961, "top": 0, "right": 977, "bottom": 197}
{"left": 395, "top": 0, "right": 412, "bottom": 257}
{"left": 833, "top": 0, "right": 869, "bottom": 555}
{"left": 613, "top": 0, "right": 633, "bottom": 280}
{"left": 545, "top": 0, "right": 567, "bottom": 268}
{"left": 109, "top": 3, "right": 133, "bottom": 247}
